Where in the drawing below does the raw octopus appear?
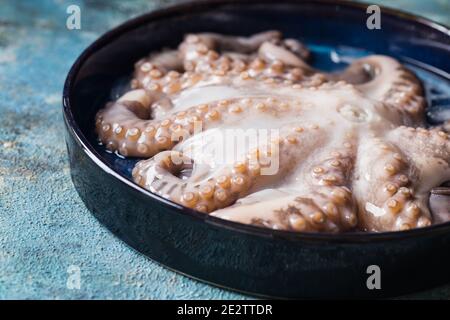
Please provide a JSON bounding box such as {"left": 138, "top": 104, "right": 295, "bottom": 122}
{"left": 95, "top": 31, "right": 450, "bottom": 233}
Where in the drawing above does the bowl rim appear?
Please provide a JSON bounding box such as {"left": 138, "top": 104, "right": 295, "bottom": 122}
{"left": 63, "top": 0, "right": 450, "bottom": 243}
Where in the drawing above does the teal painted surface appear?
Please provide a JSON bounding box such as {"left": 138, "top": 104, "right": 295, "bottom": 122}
{"left": 0, "top": 0, "right": 449, "bottom": 299}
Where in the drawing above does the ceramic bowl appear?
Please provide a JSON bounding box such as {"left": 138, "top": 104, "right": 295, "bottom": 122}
{"left": 63, "top": 0, "right": 450, "bottom": 298}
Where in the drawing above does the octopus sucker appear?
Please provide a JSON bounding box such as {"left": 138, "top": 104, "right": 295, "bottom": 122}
{"left": 96, "top": 31, "right": 450, "bottom": 233}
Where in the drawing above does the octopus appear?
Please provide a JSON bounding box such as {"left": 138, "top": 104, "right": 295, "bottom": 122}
{"left": 95, "top": 31, "right": 450, "bottom": 233}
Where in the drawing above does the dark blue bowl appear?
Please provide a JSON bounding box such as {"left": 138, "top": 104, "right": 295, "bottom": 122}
{"left": 63, "top": 0, "right": 450, "bottom": 298}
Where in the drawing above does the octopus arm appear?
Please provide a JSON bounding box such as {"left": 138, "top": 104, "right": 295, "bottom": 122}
{"left": 335, "top": 55, "right": 426, "bottom": 125}
{"left": 211, "top": 191, "right": 345, "bottom": 232}
{"left": 132, "top": 126, "right": 334, "bottom": 214}
{"left": 97, "top": 90, "right": 311, "bottom": 158}
{"left": 185, "top": 31, "right": 282, "bottom": 54}
{"left": 213, "top": 138, "right": 360, "bottom": 232}
{"left": 353, "top": 127, "right": 449, "bottom": 232}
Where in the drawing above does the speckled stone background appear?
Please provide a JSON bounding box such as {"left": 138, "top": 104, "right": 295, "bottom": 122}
{"left": 0, "top": 0, "right": 449, "bottom": 300}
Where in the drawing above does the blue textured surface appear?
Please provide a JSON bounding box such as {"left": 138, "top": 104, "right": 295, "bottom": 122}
{"left": 0, "top": 0, "right": 449, "bottom": 299}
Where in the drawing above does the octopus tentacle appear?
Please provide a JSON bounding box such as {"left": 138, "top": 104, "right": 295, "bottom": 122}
{"left": 387, "top": 127, "right": 450, "bottom": 227}
{"left": 211, "top": 139, "right": 359, "bottom": 232}
{"left": 388, "top": 126, "right": 450, "bottom": 162}
{"left": 132, "top": 150, "right": 193, "bottom": 196}
{"left": 135, "top": 49, "right": 183, "bottom": 75}
{"left": 180, "top": 31, "right": 282, "bottom": 55}
{"left": 276, "top": 54, "right": 427, "bottom": 125}
{"left": 95, "top": 89, "right": 154, "bottom": 154}
{"left": 353, "top": 137, "right": 424, "bottom": 231}
{"left": 337, "top": 55, "right": 426, "bottom": 125}
{"left": 133, "top": 32, "right": 312, "bottom": 94}
{"left": 212, "top": 192, "right": 344, "bottom": 232}
{"left": 176, "top": 31, "right": 283, "bottom": 76}
{"left": 257, "top": 41, "right": 312, "bottom": 70}
{"left": 97, "top": 92, "right": 306, "bottom": 157}
{"left": 133, "top": 55, "right": 310, "bottom": 99}
{"left": 133, "top": 126, "right": 330, "bottom": 213}
{"left": 133, "top": 150, "right": 261, "bottom": 212}
{"left": 305, "top": 142, "right": 359, "bottom": 230}
{"left": 353, "top": 127, "right": 449, "bottom": 232}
